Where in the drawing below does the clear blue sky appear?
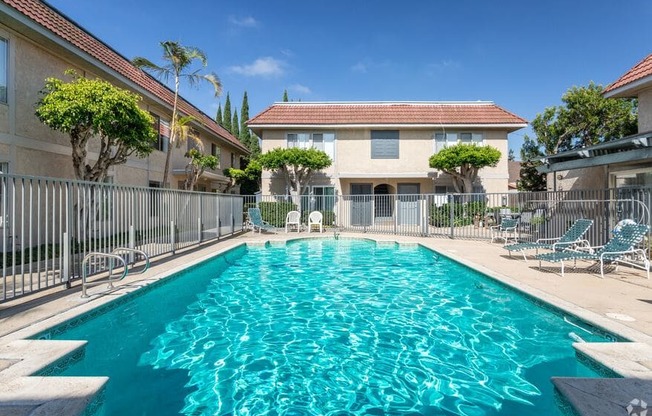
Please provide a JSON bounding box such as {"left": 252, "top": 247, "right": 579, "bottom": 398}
{"left": 47, "top": 0, "right": 652, "bottom": 158}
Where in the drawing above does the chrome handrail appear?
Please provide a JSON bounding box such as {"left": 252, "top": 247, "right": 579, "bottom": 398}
{"left": 81, "top": 253, "right": 127, "bottom": 298}
{"left": 81, "top": 248, "right": 149, "bottom": 298}
{"left": 111, "top": 247, "right": 150, "bottom": 274}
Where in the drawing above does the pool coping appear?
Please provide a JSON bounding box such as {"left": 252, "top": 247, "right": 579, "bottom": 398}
{"left": 2, "top": 233, "right": 652, "bottom": 415}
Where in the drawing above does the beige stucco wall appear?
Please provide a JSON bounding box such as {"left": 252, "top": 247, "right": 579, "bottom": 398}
{"left": 0, "top": 103, "right": 7, "bottom": 135}
{"left": 546, "top": 166, "right": 608, "bottom": 191}
{"left": 638, "top": 87, "right": 652, "bottom": 133}
{"left": 260, "top": 127, "right": 511, "bottom": 195}
{"left": 13, "top": 37, "right": 75, "bottom": 147}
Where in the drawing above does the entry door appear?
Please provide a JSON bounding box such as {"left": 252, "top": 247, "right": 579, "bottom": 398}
{"left": 350, "top": 184, "right": 373, "bottom": 226}
{"left": 397, "top": 183, "right": 420, "bottom": 226}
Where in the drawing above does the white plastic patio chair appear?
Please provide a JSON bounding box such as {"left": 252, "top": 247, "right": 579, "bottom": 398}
{"left": 308, "top": 211, "right": 323, "bottom": 233}
{"left": 285, "top": 210, "right": 301, "bottom": 233}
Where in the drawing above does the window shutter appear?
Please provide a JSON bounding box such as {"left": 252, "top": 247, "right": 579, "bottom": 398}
{"left": 371, "top": 130, "right": 399, "bottom": 159}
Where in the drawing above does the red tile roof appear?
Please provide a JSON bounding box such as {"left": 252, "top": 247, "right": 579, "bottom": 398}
{"left": 604, "top": 53, "right": 652, "bottom": 97}
{"left": 2, "top": 0, "right": 248, "bottom": 153}
{"left": 247, "top": 102, "right": 527, "bottom": 129}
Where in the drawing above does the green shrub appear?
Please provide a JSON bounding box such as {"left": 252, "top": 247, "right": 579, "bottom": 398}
{"left": 258, "top": 201, "right": 297, "bottom": 227}
{"left": 430, "top": 204, "right": 450, "bottom": 227}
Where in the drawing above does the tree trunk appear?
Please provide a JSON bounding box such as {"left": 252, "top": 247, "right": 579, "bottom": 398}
{"left": 162, "top": 76, "right": 181, "bottom": 187}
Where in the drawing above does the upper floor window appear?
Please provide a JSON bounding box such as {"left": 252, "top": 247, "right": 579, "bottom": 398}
{"left": 434, "top": 132, "right": 483, "bottom": 152}
{"left": 287, "top": 133, "right": 335, "bottom": 159}
{"left": 150, "top": 113, "right": 169, "bottom": 152}
{"left": 186, "top": 129, "right": 202, "bottom": 152}
{"left": 0, "top": 37, "right": 7, "bottom": 104}
{"left": 211, "top": 143, "right": 221, "bottom": 169}
{"left": 371, "top": 130, "right": 399, "bottom": 159}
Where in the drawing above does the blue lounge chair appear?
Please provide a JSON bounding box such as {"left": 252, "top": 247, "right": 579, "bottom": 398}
{"left": 535, "top": 223, "right": 650, "bottom": 278}
{"left": 247, "top": 207, "right": 276, "bottom": 234}
{"left": 504, "top": 218, "right": 593, "bottom": 260}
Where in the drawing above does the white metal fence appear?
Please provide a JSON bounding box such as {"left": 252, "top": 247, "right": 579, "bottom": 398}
{"left": 3, "top": 174, "right": 649, "bottom": 303}
{"left": 1, "top": 173, "right": 244, "bottom": 302}
{"left": 244, "top": 188, "right": 651, "bottom": 245}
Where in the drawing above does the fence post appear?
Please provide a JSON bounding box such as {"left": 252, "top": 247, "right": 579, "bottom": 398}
{"left": 129, "top": 225, "right": 135, "bottom": 265}
{"left": 198, "top": 194, "right": 203, "bottom": 244}
{"left": 448, "top": 194, "right": 455, "bottom": 239}
{"left": 216, "top": 195, "right": 221, "bottom": 239}
{"left": 63, "top": 231, "right": 70, "bottom": 288}
{"left": 170, "top": 220, "right": 176, "bottom": 255}
{"left": 64, "top": 181, "right": 73, "bottom": 286}
{"left": 231, "top": 197, "right": 235, "bottom": 235}
{"left": 394, "top": 198, "right": 398, "bottom": 234}
{"left": 421, "top": 198, "right": 428, "bottom": 237}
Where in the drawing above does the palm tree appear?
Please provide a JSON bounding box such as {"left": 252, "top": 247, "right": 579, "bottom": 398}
{"left": 133, "top": 41, "right": 222, "bottom": 187}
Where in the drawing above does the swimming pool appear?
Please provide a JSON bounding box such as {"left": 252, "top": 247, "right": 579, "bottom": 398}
{"left": 41, "top": 238, "right": 614, "bottom": 415}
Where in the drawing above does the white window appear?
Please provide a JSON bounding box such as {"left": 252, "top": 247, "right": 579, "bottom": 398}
{"left": 208, "top": 143, "right": 221, "bottom": 169}
{"left": 150, "top": 114, "right": 170, "bottom": 152}
{"left": 434, "top": 133, "right": 458, "bottom": 152}
{"left": 287, "top": 133, "right": 310, "bottom": 148}
{"left": 287, "top": 133, "right": 335, "bottom": 160}
{"left": 435, "top": 132, "right": 483, "bottom": 151}
{"left": 302, "top": 186, "right": 336, "bottom": 212}
{"left": 0, "top": 37, "right": 7, "bottom": 104}
{"left": 312, "top": 133, "right": 324, "bottom": 151}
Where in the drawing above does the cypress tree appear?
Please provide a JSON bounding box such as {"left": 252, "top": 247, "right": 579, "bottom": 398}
{"left": 215, "top": 103, "right": 223, "bottom": 126}
{"left": 240, "top": 91, "right": 251, "bottom": 146}
{"left": 223, "top": 93, "right": 232, "bottom": 133}
{"left": 232, "top": 110, "right": 240, "bottom": 139}
{"left": 282, "top": 89, "right": 289, "bottom": 102}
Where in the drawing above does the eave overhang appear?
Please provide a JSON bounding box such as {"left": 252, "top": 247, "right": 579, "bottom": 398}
{"left": 537, "top": 131, "right": 652, "bottom": 173}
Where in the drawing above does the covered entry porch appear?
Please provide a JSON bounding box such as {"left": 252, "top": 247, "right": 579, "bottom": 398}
{"left": 339, "top": 174, "right": 442, "bottom": 231}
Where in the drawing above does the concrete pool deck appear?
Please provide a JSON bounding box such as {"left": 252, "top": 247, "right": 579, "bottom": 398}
{"left": 2, "top": 231, "right": 652, "bottom": 415}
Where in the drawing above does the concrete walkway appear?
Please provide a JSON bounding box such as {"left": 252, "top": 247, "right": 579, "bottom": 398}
{"left": 2, "top": 231, "right": 652, "bottom": 415}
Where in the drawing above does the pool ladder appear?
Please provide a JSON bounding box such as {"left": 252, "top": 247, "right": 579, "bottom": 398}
{"left": 81, "top": 248, "right": 150, "bottom": 298}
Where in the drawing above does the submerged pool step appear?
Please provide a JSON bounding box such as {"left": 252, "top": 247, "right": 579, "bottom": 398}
{"left": 0, "top": 339, "right": 107, "bottom": 416}
{"left": 574, "top": 342, "right": 652, "bottom": 379}
{"left": 0, "top": 375, "right": 107, "bottom": 416}
{"left": 0, "top": 339, "right": 87, "bottom": 377}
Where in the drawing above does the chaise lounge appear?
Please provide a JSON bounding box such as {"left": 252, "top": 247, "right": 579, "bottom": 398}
{"left": 535, "top": 222, "right": 650, "bottom": 278}
{"left": 247, "top": 207, "right": 276, "bottom": 234}
{"left": 504, "top": 218, "right": 593, "bottom": 261}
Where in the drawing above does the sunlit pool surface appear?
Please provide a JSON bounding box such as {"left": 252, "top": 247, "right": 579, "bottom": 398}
{"left": 43, "top": 238, "right": 614, "bottom": 415}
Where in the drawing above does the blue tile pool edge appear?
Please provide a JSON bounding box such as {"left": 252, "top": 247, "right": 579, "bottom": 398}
{"left": 28, "top": 244, "right": 248, "bottom": 341}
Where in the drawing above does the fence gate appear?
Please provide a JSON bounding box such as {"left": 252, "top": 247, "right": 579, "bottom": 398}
{"left": 350, "top": 184, "right": 372, "bottom": 226}
{"left": 397, "top": 184, "right": 420, "bottom": 226}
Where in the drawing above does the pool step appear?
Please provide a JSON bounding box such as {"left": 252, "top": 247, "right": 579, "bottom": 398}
{"left": 574, "top": 342, "right": 652, "bottom": 379}
{"left": 0, "top": 375, "right": 107, "bottom": 416}
{"left": 0, "top": 339, "right": 108, "bottom": 416}
{"left": 0, "top": 339, "right": 87, "bottom": 377}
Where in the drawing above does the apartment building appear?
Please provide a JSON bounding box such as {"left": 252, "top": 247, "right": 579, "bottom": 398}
{"left": 248, "top": 101, "right": 527, "bottom": 198}
{"left": 0, "top": 0, "right": 248, "bottom": 191}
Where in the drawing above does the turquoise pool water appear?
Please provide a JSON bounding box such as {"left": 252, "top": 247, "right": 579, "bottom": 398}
{"left": 43, "top": 238, "right": 614, "bottom": 415}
